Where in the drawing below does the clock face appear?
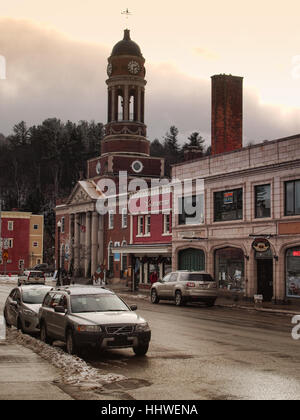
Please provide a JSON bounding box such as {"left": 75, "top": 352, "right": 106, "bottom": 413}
{"left": 128, "top": 60, "right": 140, "bottom": 75}
{"left": 131, "top": 160, "right": 143, "bottom": 173}
{"left": 107, "top": 63, "right": 112, "bottom": 76}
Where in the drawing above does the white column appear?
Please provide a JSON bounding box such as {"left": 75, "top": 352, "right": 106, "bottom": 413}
{"left": 85, "top": 212, "right": 91, "bottom": 277}
{"left": 68, "top": 214, "right": 74, "bottom": 272}
{"left": 74, "top": 213, "right": 80, "bottom": 276}
{"left": 91, "top": 211, "right": 99, "bottom": 276}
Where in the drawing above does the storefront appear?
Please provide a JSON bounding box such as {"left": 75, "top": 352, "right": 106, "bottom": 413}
{"left": 214, "top": 247, "right": 245, "bottom": 293}
{"left": 286, "top": 246, "right": 300, "bottom": 298}
{"left": 111, "top": 244, "right": 172, "bottom": 288}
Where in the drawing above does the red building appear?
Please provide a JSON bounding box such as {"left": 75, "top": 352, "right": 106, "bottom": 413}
{"left": 120, "top": 191, "right": 172, "bottom": 288}
{"left": 0, "top": 211, "right": 44, "bottom": 274}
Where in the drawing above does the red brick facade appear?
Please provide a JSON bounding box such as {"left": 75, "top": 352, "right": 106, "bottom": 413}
{"left": 211, "top": 74, "right": 243, "bottom": 155}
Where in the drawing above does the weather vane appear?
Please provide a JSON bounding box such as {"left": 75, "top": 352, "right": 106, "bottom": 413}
{"left": 121, "top": 8, "right": 132, "bottom": 27}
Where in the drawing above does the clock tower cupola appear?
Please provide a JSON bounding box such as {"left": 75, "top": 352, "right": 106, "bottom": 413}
{"left": 102, "top": 29, "right": 149, "bottom": 157}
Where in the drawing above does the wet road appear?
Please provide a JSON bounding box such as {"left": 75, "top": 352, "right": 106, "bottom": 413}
{"left": 1, "top": 282, "right": 300, "bottom": 400}
{"left": 86, "top": 297, "right": 300, "bottom": 400}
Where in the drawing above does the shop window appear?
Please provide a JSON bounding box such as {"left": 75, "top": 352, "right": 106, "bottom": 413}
{"left": 215, "top": 247, "right": 245, "bottom": 292}
{"left": 178, "top": 195, "right": 204, "bottom": 225}
{"left": 285, "top": 180, "right": 300, "bottom": 216}
{"left": 286, "top": 247, "right": 300, "bottom": 298}
{"left": 214, "top": 188, "right": 243, "bottom": 222}
{"left": 255, "top": 184, "right": 271, "bottom": 218}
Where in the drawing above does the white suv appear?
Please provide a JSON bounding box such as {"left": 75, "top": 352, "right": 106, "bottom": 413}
{"left": 150, "top": 271, "right": 217, "bottom": 307}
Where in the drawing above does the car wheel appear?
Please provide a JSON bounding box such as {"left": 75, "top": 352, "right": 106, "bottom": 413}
{"left": 66, "top": 329, "right": 77, "bottom": 355}
{"left": 3, "top": 309, "right": 11, "bottom": 328}
{"left": 205, "top": 300, "right": 216, "bottom": 307}
{"left": 151, "top": 289, "right": 160, "bottom": 304}
{"left": 17, "top": 317, "right": 25, "bottom": 333}
{"left": 40, "top": 323, "right": 52, "bottom": 345}
{"left": 133, "top": 342, "right": 149, "bottom": 356}
{"left": 175, "top": 291, "right": 184, "bottom": 306}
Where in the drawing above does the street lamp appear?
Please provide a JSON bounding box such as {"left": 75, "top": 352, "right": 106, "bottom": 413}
{"left": 57, "top": 220, "right": 62, "bottom": 286}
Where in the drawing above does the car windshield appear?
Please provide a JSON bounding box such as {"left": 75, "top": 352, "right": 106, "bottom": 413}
{"left": 70, "top": 294, "right": 129, "bottom": 313}
{"left": 181, "top": 273, "right": 214, "bottom": 282}
{"left": 22, "top": 288, "right": 52, "bottom": 304}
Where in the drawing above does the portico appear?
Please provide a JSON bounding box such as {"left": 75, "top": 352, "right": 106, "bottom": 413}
{"left": 55, "top": 181, "right": 104, "bottom": 278}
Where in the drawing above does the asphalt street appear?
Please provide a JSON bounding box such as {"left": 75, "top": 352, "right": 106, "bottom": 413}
{"left": 1, "top": 282, "right": 300, "bottom": 400}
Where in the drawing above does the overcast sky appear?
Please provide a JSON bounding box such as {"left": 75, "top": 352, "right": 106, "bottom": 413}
{"left": 1, "top": 0, "right": 300, "bottom": 146}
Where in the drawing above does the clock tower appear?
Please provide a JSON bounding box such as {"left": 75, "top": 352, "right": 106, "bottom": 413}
{"left": 88, "top": 29, "right": 164, "bottom": 179}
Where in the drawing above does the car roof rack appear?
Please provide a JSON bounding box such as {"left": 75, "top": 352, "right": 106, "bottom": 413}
{"left": 54, "top": 285, "right": 107, "bottom": 294}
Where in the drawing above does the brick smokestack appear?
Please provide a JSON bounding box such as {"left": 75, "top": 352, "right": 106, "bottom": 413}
{"left": 211, "top": 74, "right": 243, "bottom": 155}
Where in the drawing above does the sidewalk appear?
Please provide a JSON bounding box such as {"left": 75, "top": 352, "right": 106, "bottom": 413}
{"left": 105, "top": 282, "right": 300, "bottom": 316}
{"left": 0, "top": 340, "right": 72, "bottom": 400}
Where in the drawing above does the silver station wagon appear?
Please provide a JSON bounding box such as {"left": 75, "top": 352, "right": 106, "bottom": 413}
{"left": 4, "top": 285, "right": 53, "bottom": 333}
{"left": 39, "top": 286, "right": 151, "bottom": 356}
{"left": 150, "top": 271, "right": 218, "bottom": 307}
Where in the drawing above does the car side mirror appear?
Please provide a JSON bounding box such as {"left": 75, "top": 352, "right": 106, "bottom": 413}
{"left": 130, "top": 305, "right": 138, "bottom": 311}
{"left": 54, "top": 306, "right": 66, "bottom": 314}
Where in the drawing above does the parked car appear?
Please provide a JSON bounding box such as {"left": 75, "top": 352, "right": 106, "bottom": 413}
{"left": 39, "top": 286, "right": 151, "bottom": 356}
{"left": 3, "top": 285, "right": 53, "bottom": 333}
{"left": 150, "top": 271, "right": 218, "bottom": 307}
{"left": 31, "top": 263, "right": 55, "bottom": 275}
{"left": 18, "top": 270, "right": 46, "bottom": 286}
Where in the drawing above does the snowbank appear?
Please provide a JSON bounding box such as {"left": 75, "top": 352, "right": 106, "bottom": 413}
{"left": 7, "top": 329, "right": 126, "bottom": 389}
{"left": 0, "top": 276, "right": 18, "bottom": 285}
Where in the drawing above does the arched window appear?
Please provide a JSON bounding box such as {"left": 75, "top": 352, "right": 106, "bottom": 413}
{"left": 178, "top": 248, "right": 205, "bottom": 271}
{"left": 214, "top": 247, "right": 244, "bottom": 292}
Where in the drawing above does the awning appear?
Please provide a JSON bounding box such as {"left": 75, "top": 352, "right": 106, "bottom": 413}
{"left": 111, "top": 244, "right": 172, "bottom": 255}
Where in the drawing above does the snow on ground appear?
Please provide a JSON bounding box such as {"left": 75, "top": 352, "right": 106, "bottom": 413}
{"left": 6, "top": 329, "right": 126, "bottom": 390}
{"left": 119, "top": 293, "right": 149, "bottom": 302}
{"left": 0, "top": 275, "right": 18, "bottom": 284}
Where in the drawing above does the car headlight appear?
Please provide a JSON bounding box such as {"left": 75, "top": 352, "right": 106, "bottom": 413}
{"left": 77, "top": 325, "right": 102, "bottom": 332}
{"left": 135, "top": 322, "right": 150, "bottom": 332}
{"left": 23, "top": 309, "right": 36, "bottom": 317}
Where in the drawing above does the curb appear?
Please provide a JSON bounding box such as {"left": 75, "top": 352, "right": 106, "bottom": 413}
{"left": 114, "top": 290, "right": 300, "bottom": 317}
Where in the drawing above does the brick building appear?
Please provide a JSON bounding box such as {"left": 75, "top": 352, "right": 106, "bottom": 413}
{"left": 109, "top": 190, "right": 172, "bottom": 289}
{"left": 172, "top": 75, "right": 300, "bottom": 304}
{"left": 0, "top": 211, "right": 44, "bottom": 273}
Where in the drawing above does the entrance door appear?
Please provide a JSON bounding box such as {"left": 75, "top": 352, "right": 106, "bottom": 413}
{"left": 257, "top": 259, "right": 273, "bottom": 301}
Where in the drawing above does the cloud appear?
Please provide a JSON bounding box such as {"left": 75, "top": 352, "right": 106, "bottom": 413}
{"left": 193, "top": 47, "right": 219, "bottom": 60}
{"left": 0, "top": 18, "right": 300, "bottom": 147}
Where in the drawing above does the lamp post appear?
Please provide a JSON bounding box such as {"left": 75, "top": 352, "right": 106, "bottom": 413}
{"left": 57, "top": 220, "right": 61, "bottom": 286}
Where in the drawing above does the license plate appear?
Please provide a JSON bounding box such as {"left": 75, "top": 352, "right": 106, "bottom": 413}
{"left": 113, "top": 336, "right": 128, "bottom": 346}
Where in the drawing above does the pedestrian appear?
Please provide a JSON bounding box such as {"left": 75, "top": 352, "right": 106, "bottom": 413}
{"left": 150, "top": 270, "right": 158, "bottom": 285}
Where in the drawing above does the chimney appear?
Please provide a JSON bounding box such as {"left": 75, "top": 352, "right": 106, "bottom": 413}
{"left": 211, "top": 74, "right": 243, "bottom": 155}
